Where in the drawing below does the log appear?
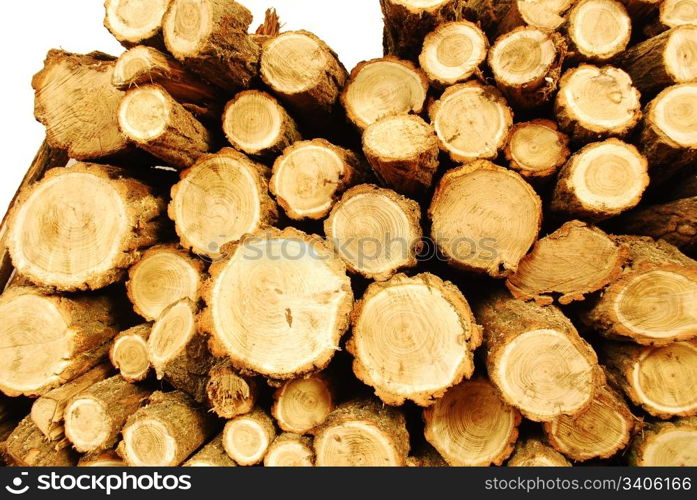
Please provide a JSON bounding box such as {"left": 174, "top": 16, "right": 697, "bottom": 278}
{"left": 148, "top": 298, "right": 215, "bottom": 403}
{"left": 260, "top": 31, "right": 348, "bottom": 120}
{"left": 429, "top": 82, "right": 513, "bottom": 162}
{"left": 380, "top": 0, "right": 470, "bottom": 60}
{"left": 488, "top": 27, "right": 566, "bottom": 109}
{"left": 618, "top": 0, "right": 660, "bottom": 20}
{"left": 162, "top": 0, "right": 259, "bottom": 92}
{"left": 628, "top": 417, "right": 697, "bottom": 466}
{"left": 30, "top": 363, "right": 112, "bottom": 441}
{"left": 429, "top": 160, "right": 542, "bottom": 277}
{"left": 32, "top": 50, "right": 129, "bottom": 159}
{"left": 507, "top": 221, "right": 625, "bottom": 305}
{"left": 543, "top": 385, "right": 635, "bottom": 461}
{"left": 362, "top": 114, "right": 439, "bottom": 196}
{"left": 64, "top": 375, "right": 151, "bottom": 453}
{"left": 270, "top": 139, "right": 365, "bottom": 221}
{"left": 342, "top": 57, "right": 428, "bottom": 130}
{"left": 184, "top": 434, "right": 237, "bottom": 466}
{"left": 7, "top": 163, "right": 163, "bottom": 291}
{"left": 324, "top": 185, "right": 422, "bottom": 281}
{"left": 475, "top": 291, "right": 602, "bottom": 421}
{"left": 104, "top": 0, "right": 170, "bottom": 47}
{"left": 313, "top": 399, "right": 410, "bottom": 466}
{"left": 271, "top": 375, "right": 334, "bottom": 435}
{"left": 616, "top": 197, "right": 697, "bottom": 253}
{"left": 639, "top": 83, "right": 697, "bottom": 169}
{"left": 618, "top": 25, "right": 697, "bottom": 96}
{"left": 581, "top": 235, "right": 697, "bottom": 344}
{"left": 550, "top": 139, "right": 649, "bottom": 220}
{"left": 168, "top": 148, "right": 278, "bottom": 259}
{"left": 118, "top": 84, "right": 212, "bottom": 169}
{"left": 348, "top": 273, "right": 481, "bottom": 406}
{"left": 602, "top": 340, "right": 697, "bottom": 418}
{"left": 418, "top": 20, "right": 488, "bottom": 88}
{"left": 646, "top": 0, "right": 697, "bottom": 36}
{"left": 112, "top": 45, "right": 220, "bottom": 120}
{"left": 200, "top": 228, "right": 353, "bottom": 380}
{"left": 496, "top": 0, "right": 575, "bottom": 35}
{"left": 117, "top": 390, "right": 217, "bottom": 466}
{"left": 223, "top": 90, "right": 301, "bottom": 160}
{"left": 4, "top": 417, "right": 78, "bottom": 466}
{"left": 264, "top": 433, "right": 315, "bottom": 467}
{"left": 0, "top": 287, "right": 118, "bottom": 397}
{"left": 423, "top": 379, "right": 521, "bottom": 466}
{"left": 504, "top": 120, "right": 570, "bottom": 180}
{"left": 406, "top": 445, "right": 448, "bottom": 467}
{"left": 507, "top": 438, "right": 571, "bottom": 466}
{"left": 126, "top": 244, "right": 204, "bottom": 321}
{"left": 222, "top": 407, "right": 276, "bottom": 466}
{"left": 78, "top": 449, "right": 125, "bottom": 466}
{"left": 206, "top": 359, "right": 258, "bottom": 419}
{"left": 555, "top": 64, "right": 641, "bottom": 142}
{"left": 566, "top": 0, "right": 632, "bottom": 62}
{"left": 109, "top": 324, "right": 151, "bottom": 382}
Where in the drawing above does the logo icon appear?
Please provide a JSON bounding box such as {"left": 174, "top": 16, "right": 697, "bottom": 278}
{"left": 5, "top": 472, "right": 29, "bottom": 495}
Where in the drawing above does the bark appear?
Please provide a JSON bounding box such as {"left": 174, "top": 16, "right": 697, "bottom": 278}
{"left": 184, "top": 434, "right": 237, "bottom": 466}
{"left": 78, "top": 449, "right": 125, "bottom": 466}
{"left": 348, "top": 273, "right": 481, "bottom": 406}
{"left": 7, "top": 163, "right": 164, "bottom": 291}
{"left": 324, "top": 185, "right": 422, "bottom": 281}
{"left": 4, "top": 417, "right": 78, "bottom": 466}
{"left": 507, "top": 438, "right": 571, "bottom": 466}
{"left": 475, "top": 291, "right": 602, "bottom": 421}
{"left": 117, "top": 390, "right": 217, "bottom": 466}
{"left": 0, "top": 287, "right": 118, "bottom": 397}
{"left": 362, "top": 114, "right": 439, "bottom": 196}
{"left": 313, "top": 399, "right": 410, "bottom": 466}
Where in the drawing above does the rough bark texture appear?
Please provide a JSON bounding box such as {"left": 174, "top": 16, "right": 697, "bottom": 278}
{"left": 0, "top": 287, "right": 118, "bottom": 397}
{"left": 117, "top": 390, "right": 217, "bottom": 466}
{"left": 184, "top": 434, "right": 237, "bottom": 466}
{"left": 313, "top": 399, "right": 410, "bottom": 466}
{"left": 507, "top": 438, "right": 571, "bottom": 466}
{"left": 4, "top": 417, "right": 78, "bottom": 466}
{"left": 476, "top": 291, "right": 602, "bottom": 422}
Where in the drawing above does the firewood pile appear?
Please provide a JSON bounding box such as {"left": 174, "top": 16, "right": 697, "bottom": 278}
{"left": 1, "top": 0, "right": 697, "bottom": 467}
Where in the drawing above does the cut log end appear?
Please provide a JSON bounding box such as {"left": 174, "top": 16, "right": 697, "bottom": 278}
{"left": 223, "top": 91, "right": 300, "bottom": 158}
{"left": 313, "top": 400, "right": 409, "bottom": 466}
{"left": 665, "top": 25, "right": 697, "bottom": 83}
{"left": 222, "top": 409, "right": 276, "bottom": 466}
{"left": 272, "top": 375, "right": 334, "bottom": 434}
{"left": 430, "top": 82, "right": 513, "bottom": 162}
{"left": 568, "top": 0, "right": 632, "bottom": 61}
{"left": 264, "top": 434, "right": 314, "bottom": 467}
{"left": 555, "top": 65, "right": 641, "bottom": 141}
{"left": 424, "top": 379, "right": 520, "bottom": 466}
{"left": 629, "top": 418, "right": 697, "bottom": 466}
{"left": 104, "top": 0, "right": 169, "bottom": 46}
{"left": 271, "top": 139, "right": 361, "bottom": 221}
{"left": 362, "top": 114, "right": 439, "bottom": 195}
{"left": 348, "top": 273, "right": 480, "bottom": 406}
{"left": 148, "top": 299, "right": 197, "bottom": 379}
{"left": 551, "top": 139, "right": 649, "bottom": 220}
{"left": 201, "top": 228, "right": 353, "bottom": 380}
{"left": 118, "top": 84, "right": 170, "bottom": 141}
{"left": 507, "top": 438, "right": 571, "bottom": 466}
{"left": 507, "top": 221, "right": 625, "bottom": 305}
{"left": 505, "top": 120, "right": 570, "bottom": 179}
{"left": 324, "top": 185, "right": 422, "bottom": 281}
{"left": 169, "top": 149, "right": 277, "bottom": 259}
{"left": 121, "top": 418, "right": 178, "bottom": 466}
{"left": 648, "top": 83, "right": 697, "bottom": 150}
{"left": 660, "top": 0, "right": 697, "bottom": 30}
{"left": 490, "top": 26, "right": 557, "bottom": 87}
{"left": 544, "top": 386, "right": 634, "bottom": 461}
{"left": 342, "top": 57, "right": 428, "bottom": 129}
{"left": 206, "top": 361, "right": 257, "bottom": 419}
{"left": 429, "top": 161, "right": 542, "bottom": 277}
{"left": 162, "top": 0, "right": 216, "bottom": 59}
{"left": 110, "top": 326, "right": 151, "bottom": 382}
{"left": 64, "top": 398, "right": 110, "bottom": 452}
{"left": 418, "top": 21, "right": 488, "bottom": 87}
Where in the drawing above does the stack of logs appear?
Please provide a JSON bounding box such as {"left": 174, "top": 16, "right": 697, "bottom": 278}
{"left": 1, "top": 0, "right": 697, "bottom": 467}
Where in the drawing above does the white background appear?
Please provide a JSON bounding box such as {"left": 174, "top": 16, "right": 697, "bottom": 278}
{"left": 0, "top": 0, "right": 383, "bottom": 216}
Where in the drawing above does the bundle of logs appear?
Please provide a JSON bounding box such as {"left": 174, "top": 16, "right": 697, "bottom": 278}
{"left": 1, "top": 0, "right": 697, "bottom": 467}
